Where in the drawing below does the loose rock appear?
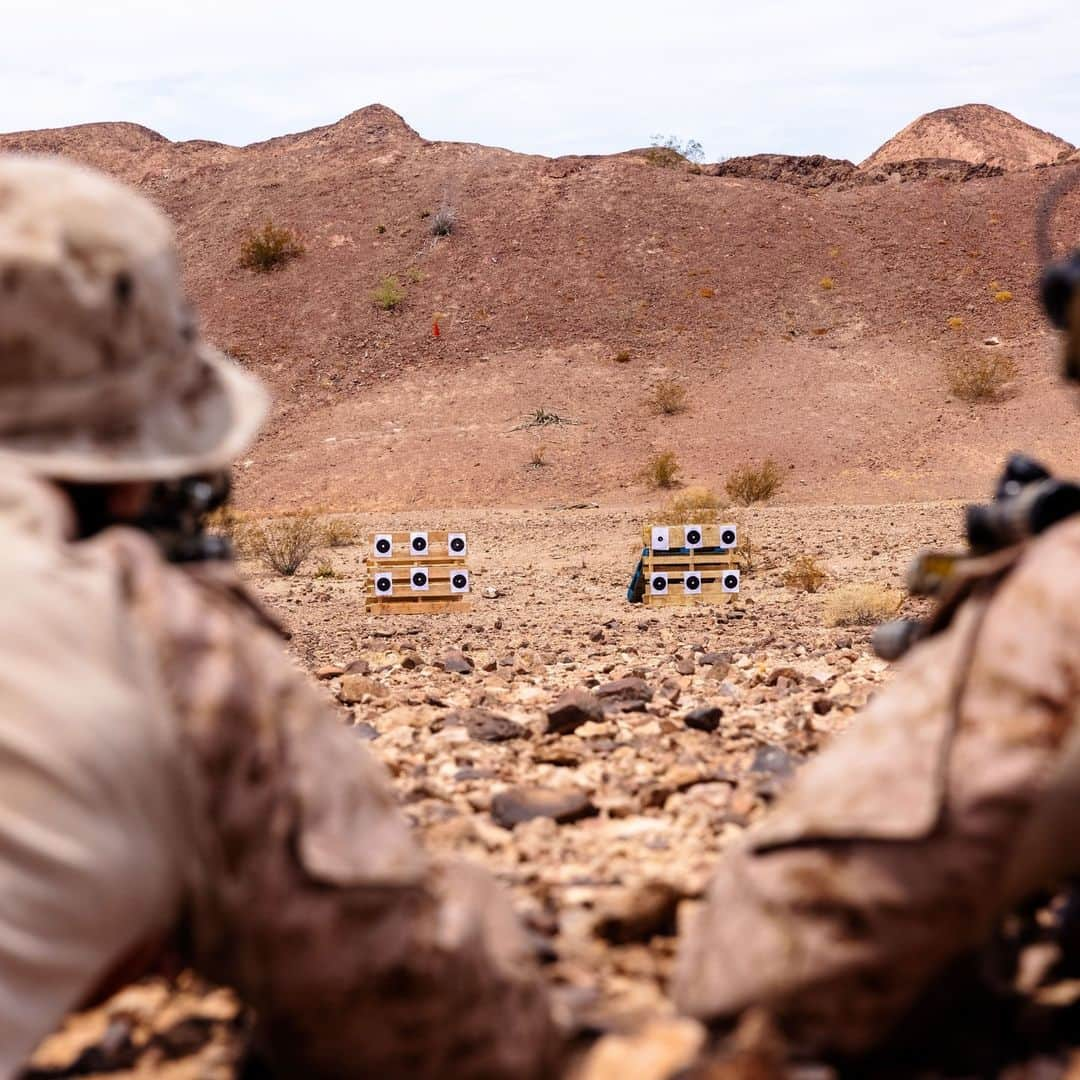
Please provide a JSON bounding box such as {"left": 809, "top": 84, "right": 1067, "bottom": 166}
{"left": 491, "top": 787, "right": 598, "bottom": 828}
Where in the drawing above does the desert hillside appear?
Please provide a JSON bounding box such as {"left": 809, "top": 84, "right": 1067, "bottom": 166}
{"left": 2, "top": 104, "right": 1080, "bottom": 509}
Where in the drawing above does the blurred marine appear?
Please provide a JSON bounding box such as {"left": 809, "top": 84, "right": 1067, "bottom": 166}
{"left": 673, "top": 178, "right": 1080, "bottom": 1062}
{"left": 0, "top": 157, "right": 557, "bottom": 1077}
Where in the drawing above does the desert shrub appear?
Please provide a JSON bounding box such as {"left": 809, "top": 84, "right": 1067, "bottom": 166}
{"left": 725, "top": 459, "right": 783, "bottom": 505}
{"left": 641, "top": 450, "right": 681, "bottom": 489}
{"left": 649, "top": 379, "right": 689, "bottom": 416}
{"left": 514, "top": 407, "right": 577, "bottom": 429}
{"left": 649, "top": 134, "right": 704, "bottom": 163}
{"left": 375, "top": 224, "right": 386, "bottom": 234}
{"left": 614, "top": 349, "right": 632, "bottom": 363}
{"left": 247, "top": 512, "right": 322, "bottom": 576}
{"left": 238, "top": 222, "right": 305, "bottom": 272}
{"left": 372, "top": 275, "right": 405, "bottom": 311}
{"left": 823, "top": 584, "right": 902, "bottom": 627}
{"left": 322, "top": 517, "right": 359, "bottom": 547}
{"left": 314, "top": 560, "right": 339, "bottom": 579}
{"left": 994, "top": 290, "right": 1013, "bottom": 303}
{"left": 783, "top": 555, "right": 827, "bottom": 593}
{"left": 819, "top": 276, "right": 836, "bottom": 290}
{"left": 528, "top": 445, "right": 548, "bottom": 468}
{"left": 947, "top": 316, "right": 964, "bottom": 330}
{"left": 699, "top": 287, "right": 715, "bottom": 298}
{"left": 945, "top": 352, "right": 1018, "bottom": 402}
{"left": 663, "top": 486, "right": 723, "bottom": 524}
{"left": 431, "top": 205, "right": 456, "bottom": 237}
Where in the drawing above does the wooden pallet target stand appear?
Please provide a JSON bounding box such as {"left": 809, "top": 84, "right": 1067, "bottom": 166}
{"left": 641, "top": 523, "right": 740, "bottom": 608}
{"left": 363, "top": 530, "right": 472, "bottom": 614}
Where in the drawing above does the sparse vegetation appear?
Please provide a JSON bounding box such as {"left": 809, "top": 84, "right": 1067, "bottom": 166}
{"left": 783, "top": 555, "right": 828, "bottom": 593}
{"left": 649, "top": 379, "right": 689, "bottom": 416}
{"left": 514, "top": 407, "right": 578, "bottom": 430}
{"left": 372, "top": 275, "right": 405, "bottom": 311}
{"left": 431, "top": 205, "right": 456, "bottom": 237}
{"left": 649, "top": 134, "right": 704, "bottom": 163}
{"left": 819, "top": 276, "right": 836, "bottom": 290}
{"left": 529, "top": 445, "right": 548, "bottom": 468}
{"left": 248, "top": 512, "right": 323, "bottom": 576}
{"left": 699, "top": 287, "right": 715, "bottom": 299}
{"left": 614, "top": 349, "right": 632, "bottom": 363}
{"left": 238, "top": 222, "right": 305, "bottom": 273}
{"left": 375, "top": 224, "right": 386, "bottom": 234}
{"left": 945, "top": 352, "right": 1018, "bottom": 402}
{"left": 322, "top": 517, "right": 359, "bottom": 547}
{"left": 641, "top": 450, "right": 681, "bottom": 489}
{"left": 663, "top": 486, "right": 723, "bottom": 524}
{"left": 994, "top": 290, "right": 1014, "bottom": 303}
{"left": 314, "top": 561, "right": 340, "bottom": 579}
{"left": 823, "top": 583, "right": 903, "bottom": 627}
{"left": 725, "top": 459, "right": 783, "bottom": 505}
{"left": 947, "top": 316, "right": 965, "bottom": 330}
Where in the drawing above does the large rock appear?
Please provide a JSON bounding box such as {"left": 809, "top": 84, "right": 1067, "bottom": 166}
{"left": 338, "top": 674, "right": 389, "bottom": 704}
{"left": 546, "top": 688, "right": 604, "bottom": 734}
{"left": 683, "top": 705, "right": 723, "bottom": 733}
{"left": 491, "top": 787, "right": 598, "bottom": 829}
{"left": 451, "top": 708, "right": 525, "bottom": 743}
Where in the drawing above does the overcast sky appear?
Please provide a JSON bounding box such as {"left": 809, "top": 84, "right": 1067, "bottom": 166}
{"left": 1, "top": 0, "right": 1076, "bottom": 163}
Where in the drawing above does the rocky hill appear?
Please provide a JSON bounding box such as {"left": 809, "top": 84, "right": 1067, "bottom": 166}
{"left": 862, "top": 103, "right": 1073, "bottom": 170}
{"left": 2, "top": 104, "right": 1079, "bottom": 510}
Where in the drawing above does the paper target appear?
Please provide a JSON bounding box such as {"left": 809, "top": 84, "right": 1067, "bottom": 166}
{"left": 410, "top": 568, "right": 431, "bottom": 592}
{"left": 650, "top": 573, "right": 669, "bottom": 596}
{"left": 651, "top": 526, "right": 670, "bottom": 551}
{"left": 450, "top": 570, "right": 471, "bottom": 594}
{"left": 684, "top": 525, "right": 704, "bottom": 549}
{"left": 683, "top": 573, "right": 703, "bottom": 595}
{"left": 722, "top": 569, "right": 741, "bottom": 593}
{"left": 410, "top": 531, "right": 429, "bottom": 555}
{"left": 373, "top": 533, "right": 394, "bottom": 558}
{"left": 448, "top": 532, "right": 468, "bottom": 556}
{"left": 719, "top": 524, "right": 738, "bottom": 549}
{"left": 374, "top": 572, "right": 393, "bottom": 595}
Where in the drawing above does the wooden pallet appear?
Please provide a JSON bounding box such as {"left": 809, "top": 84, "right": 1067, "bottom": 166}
{"left": 363, "top": 531, "right": 472, "bottom": 615}
{"left": 640, "top": 523, "right": 740, "bottom": 608}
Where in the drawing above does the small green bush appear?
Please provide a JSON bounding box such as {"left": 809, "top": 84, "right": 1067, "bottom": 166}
{"left": 642, "top": 450, "right": 681, "bottom": 489}
{"left": 238, "top": 222, "right": 305, "bottom": 272}
{"left": 373, "top": 275, "right": 405, "bottom": 311}
{"left": 725, "top": 459, "right": 783, "bottom": 505}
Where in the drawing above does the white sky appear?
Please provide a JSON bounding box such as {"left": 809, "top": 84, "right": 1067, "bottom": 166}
{"left": 1, "top": 0, "right": 1076, "bottom": 163}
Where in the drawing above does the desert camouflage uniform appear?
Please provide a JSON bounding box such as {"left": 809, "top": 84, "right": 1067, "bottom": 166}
{"left": 674, "top": 523, "right": 1080, "bottom": 1055}
{"left": 0, "top": 155, "right": 558, "bottom": 1078}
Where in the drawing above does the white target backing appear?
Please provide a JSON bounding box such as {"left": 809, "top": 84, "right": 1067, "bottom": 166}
{"left": 683, "top": 572, "right": 703, "bottom": 595}
{"left": 684, "top": 525, "right": 704, "bottom": 549}
{"left": 409, "top": 531, "right": 429, "bottom": 555}
{"left": 450, "top": 569, "right": 471, "bottom": 594}
{"left": 373, "top": 533, "right": 394, "bottom": 559}
{"left": 448, "top": 532, "right": 468, "bottom": 556}
{"left": 722, "top": 569, "right": 741, "bottom": 593}
{"left": 718, "top": 524, "right": 738, "bottom": 549}
{"left": 651, "top": 526, "right": 670, "bottom": 551}
{"left": 410, "top": 567, "right": 431, "bottom": 592}
{"left": 649, "top": 573, "right": 669, "bottom": 596}
{"left": 373, "top": 571, "right": 394, "bottom": 596}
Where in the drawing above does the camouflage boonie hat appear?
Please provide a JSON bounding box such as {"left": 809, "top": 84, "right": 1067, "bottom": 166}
{"left": 0, "top": 155, "right": 268, "bottom": 482}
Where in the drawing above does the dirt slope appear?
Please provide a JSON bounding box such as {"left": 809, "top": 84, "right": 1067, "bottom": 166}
{"left": 862, "top": 103, "right": 1073, "bottom": 170}
{"left": 2, "top": 105, "right": 1080, "bottom": 509}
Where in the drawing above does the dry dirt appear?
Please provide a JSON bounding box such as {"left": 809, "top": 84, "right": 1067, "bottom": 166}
{"left": 28, "top": 500, "right": 1080, "bottom": 1077}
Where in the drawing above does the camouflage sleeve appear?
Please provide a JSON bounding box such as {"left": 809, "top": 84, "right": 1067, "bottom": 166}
{"left": 674, "top": 518, "right": 1080, "bottom": 1057}
{"left": 107, "top": 530, "right": 560, "bottom": 1079}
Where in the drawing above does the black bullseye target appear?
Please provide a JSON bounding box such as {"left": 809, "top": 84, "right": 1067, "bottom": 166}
{"left": 410, "top": 531, "right": 429, "bottom": 554}
{"left": 651, "top": 526, "right": 670, "bottom": 551}
{"left": 684, "top": 573, "right": 702, "bottom": 595}
{"left": 720, "top": 525, "right": 737, "bottom": 548}
{"left": 411, "top": 568, "right": 430, "bottom": 592}
{"left": 374, "top": 534, "right": 393, "bottom": 558}
{"left": 451, "top": 570, "right": 470, "bottom": 594}
{"left": 650, "top": 574, "right": 669, "bottom": 596}
{"left": 722, "top": 570, "right": 741, "bottom": 593}
{"left": 685, "top": 526, "right": 703, "bottom": 548}
{"left": 448, "top": 532, "right": 467, "bottom": 555}
{"left": 374, "top": 572, "right": 393, "bottom": 595}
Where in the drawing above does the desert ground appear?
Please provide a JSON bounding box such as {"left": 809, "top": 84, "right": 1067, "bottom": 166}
{"left": 12, "top": 100, "right": 1080, "bottom": 1075}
